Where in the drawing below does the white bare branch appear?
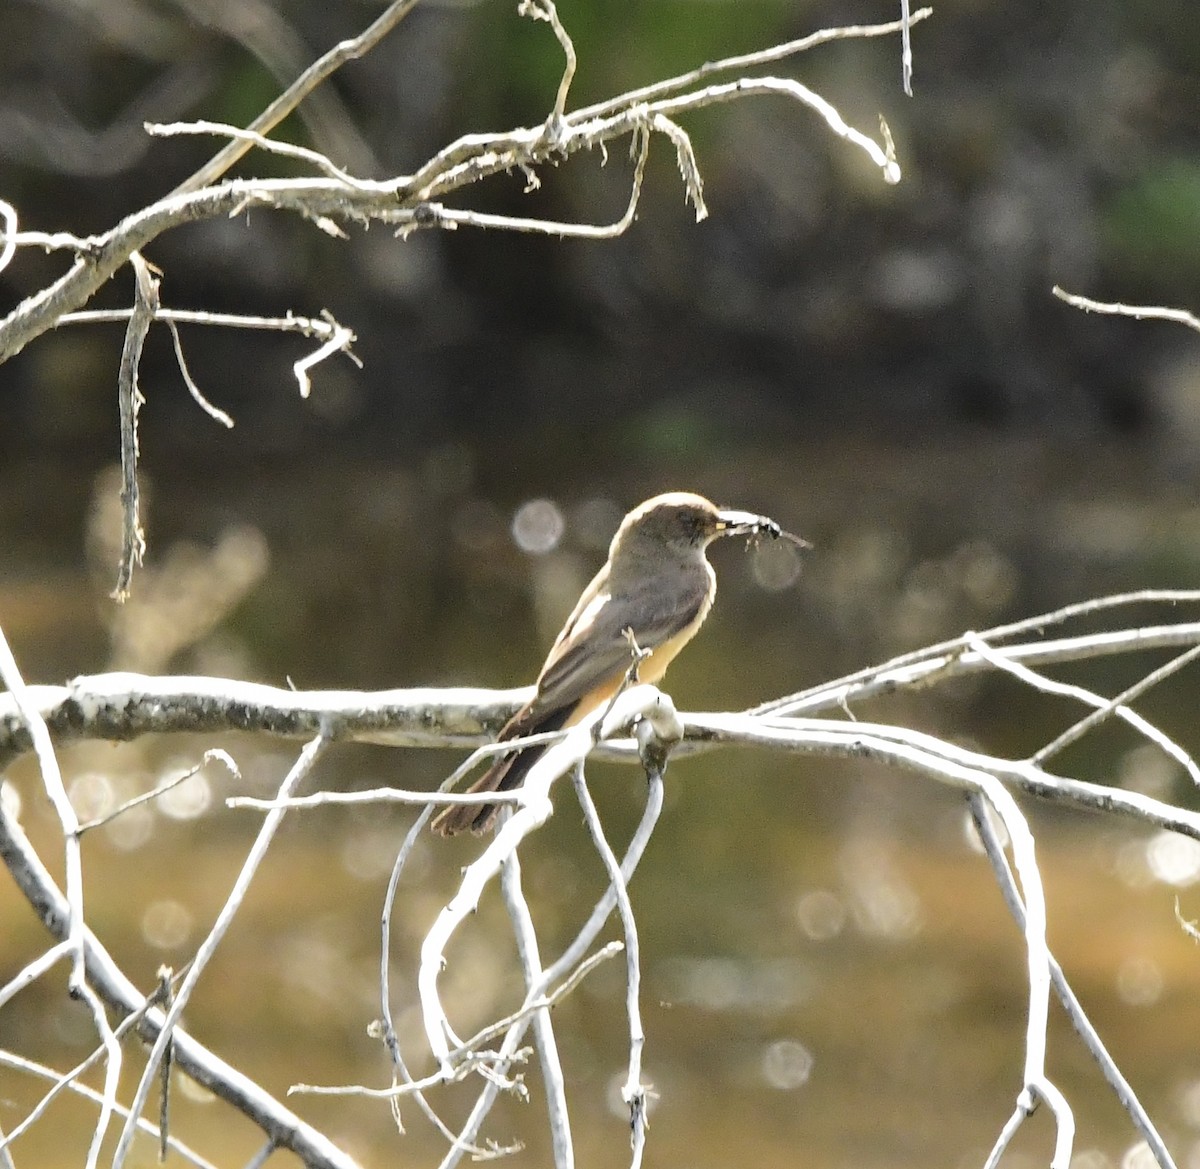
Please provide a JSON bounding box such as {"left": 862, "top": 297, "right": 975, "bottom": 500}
{"left": 0, "top": 9, "right": 916, "bottom": 365}
{"left": 1053, "top": 286, "right": 1200, "bottom": 335}
{"left": 418, "top": 686, "right": 672, "bottom": 1073}
{"left": 109, "top": 731, "right": 332, "bottom": 1168}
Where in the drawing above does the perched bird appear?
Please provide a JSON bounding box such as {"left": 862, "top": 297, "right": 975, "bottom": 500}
{"left": 432, "top": 491, "right": 802, "bottom": 836}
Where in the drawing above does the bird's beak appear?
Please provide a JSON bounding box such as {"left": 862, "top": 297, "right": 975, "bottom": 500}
{"left": 714, "top": 509, "right": 811, "bottom": 549}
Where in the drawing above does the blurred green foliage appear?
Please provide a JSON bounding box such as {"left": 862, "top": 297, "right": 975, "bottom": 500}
{"left": 1103, "top": 159, "right": 1200, "bottom": 288}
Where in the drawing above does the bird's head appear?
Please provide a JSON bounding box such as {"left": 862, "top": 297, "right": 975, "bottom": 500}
{"left": 612, "top": 492, "right": 806, "bottom": 559}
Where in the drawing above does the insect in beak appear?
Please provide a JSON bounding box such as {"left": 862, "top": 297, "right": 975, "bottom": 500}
{"left": 715, "top": 510, "right": 810, "bottom": 549}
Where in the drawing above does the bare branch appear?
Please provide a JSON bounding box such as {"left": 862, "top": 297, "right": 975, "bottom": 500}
{"left": 110, "top": 731, "right": 332, "bottom": 1168}
{"left": 148, "top": 119, "right": 373, "bottom": 188}
{"left": 0, "top": 1047, "right": 218, "bottom": 1168}
{"left": 398, "top": 124, "right": 651, "bottom": 241}
{"left": 572, "top": 765, "right": 649, "bottom": 1161}
{"left": 970, "top": 796, "right": 1177, "bottom": 1168}
{"left": 901, "top": 0, "right": 915, "bottom": 95}
{"left": 419, "top": 686, "right": 673, "bottom": 1073}
{"left": 112, "top": 252, "right": 158, "bottom": 601}
{"left": 1031, "top": 640, "right": 1200, "bottom": 771}
{"left": 1053, "top": 286, "right": 1200, "bottom": 335}
{"left": 962, "top": 635, "right": 1200, "bottom": 783}
{"left": 58, "top": 306, "right": 354, "bottom": 337}
{"left": 0, "top": 801, "right": 358, "bottom": 1168}
{"left": 0, "top": 631, "right": 85, "bottom": 983}
{"left": 433, "top": 757, "right": 666, "bottom": 1167}
{"left": 570, "top": 8, "right": 934, "bottom": 122}
{"left": 1, "top": 7, "right": 913, "bottom": 365}
{"left": 164, "top": 317, "right": 235, "bottom": 427}
{"left": 171, "top": 0, "right": 422, "bottom": 196}
{"left": 689, "top": 714, "right": 1200, "bottom": 840}
{"left": 500, "top": 849, "right": 573, "bottom": 1169}
{"left": 970, "top": 780, "right": 1069, "bottom": 1167}
{"left": 518, "top": 0, "right": 576, "bottom": 127}
{"left": 757, "top": 589, "right": 1200, "bottom": 716}
{"left": 0, "top": 673, "right": 531, "bottom": 766}
{"left": 0, "top": 198, "right": 16, "bottom": 275}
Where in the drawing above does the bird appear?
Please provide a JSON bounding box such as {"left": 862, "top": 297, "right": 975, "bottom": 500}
{"left": 431, "top": 491, "right": 803, "bottom": 836}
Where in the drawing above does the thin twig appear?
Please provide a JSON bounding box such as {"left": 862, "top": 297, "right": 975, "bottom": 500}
{"left": 0, "top": 941, "right": 72, "bottom": 1011}
{"left": 295, "top": 943, "right": 621, "bottom": 1100}
{"left": 455, "top": 942, "right": 623, "bottom": 1060}
{"left": 157, "top": 966, "right": 174, "bottom": 1162}
{"left": 0, "top": 198, "right": 17, "bottom": 276}
{"left": 229, "top": 784, "right": 530, "bottom": 813}
{"left": 436, "top": 761, "right": 665, "bottom": 1169}
{"left": 518, "top": 0, "right": 575, "bottom": 127}
{"left": 375, "top": 802, "right": 474, "bottom": 1149}
{"left": 0, "top": 971, "right": 175, "bottom": 1162}
{"left": 112, "top": 252, "right": 158, "bottom": 601}
{"left": 79, "top": 748, "right": 239, "bottom": 833}
{"left": 170, "top": 0, "right": 422, "bottom": 196}
{"left": 293, "top": 312, "right": 357, "bottom": 398}
{"left": 110, "top": 730, "right": 332, "bottom": 1169}
{"left": 756, "top": 590, "right": 1200, "bottom": 716}
{"left": 900, "top": 0, "right": 914, "bottom": 95}
{"left": 650, "top": 114, "right": 706, "bottom": 220}
{"left": 0, "top": 1049, "right": 217, "bottom": 1169}
{"left": 0, "top": 803, "right": 358, "bottom": 1167}
{"left": 572, "top": 764, "right": 648, "bottom": 1165}
{"left": 961, "top": 635, "right": 1200, "bottom": 783}
{"left": 1053, "top": 286, "right": 1200, "bottom": 335}
{"left": 500, "top": 849, "right": 573, "bottom": 1169}
{"left": 58, "top": 307, "right": 353, "bottom": 336}
{"left": 570, "top": 9, "right": 934, "bottom": 122}
{"left": 969, "top": 794, "right": 1176, "bottom": 1168}
{"left": 1032, "top": 640, "right": 1200, "bottom": 770}
{"left": 164, "top": 318, "right": 235, "bottom": 427}
{"left": 149, "top": 120, "right": 372, "bottom": 188}
{"left": 397, "top": 123, "right": 650, "bottom": 242}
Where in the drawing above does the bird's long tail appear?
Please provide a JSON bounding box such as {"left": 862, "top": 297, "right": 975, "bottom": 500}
{"left": 430, "top": 707, "right": 569, "bottom": 836}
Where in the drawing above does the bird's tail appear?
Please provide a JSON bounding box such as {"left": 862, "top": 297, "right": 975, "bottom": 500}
{"left": 430, "top": 742, "right": 548, "bottom": 836}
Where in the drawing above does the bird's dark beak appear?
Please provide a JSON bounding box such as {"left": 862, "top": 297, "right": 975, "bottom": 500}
{"left": 714, "top": 509, "right": 810, "bottom": 549}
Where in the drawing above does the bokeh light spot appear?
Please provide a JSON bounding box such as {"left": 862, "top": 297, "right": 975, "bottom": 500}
{"left": 1116, "top": 956, "right": 1163, "bottom": 1007}
{"left": 512, "top": 498, "right": 564, "bottom": 554}
{"left": 141, "top": 899, "right": 193, "bottom": 950}
{"left": 761, "top": 1039, "right": 814, "bottom": 1090}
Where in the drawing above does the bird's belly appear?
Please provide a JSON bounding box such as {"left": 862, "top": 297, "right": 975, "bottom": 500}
{"left": 567, "top": 592, "right": 713, "bottom": 724}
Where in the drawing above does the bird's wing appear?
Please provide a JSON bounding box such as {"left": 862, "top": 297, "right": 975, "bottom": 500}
{"left": 525, "top": 569, "right": 712, "bottom": 725}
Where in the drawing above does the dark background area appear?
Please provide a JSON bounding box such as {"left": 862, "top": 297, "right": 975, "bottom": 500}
{"left": 3, "top": 2, "right": 1200, "bottom": 1168}
{"left": 3, "top": 0, "right": 1200, "bottom": 460}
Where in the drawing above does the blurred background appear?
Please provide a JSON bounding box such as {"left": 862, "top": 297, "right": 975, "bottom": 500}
{"left": 3, "top": 0, "right": 1200, "bottom": 1166}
